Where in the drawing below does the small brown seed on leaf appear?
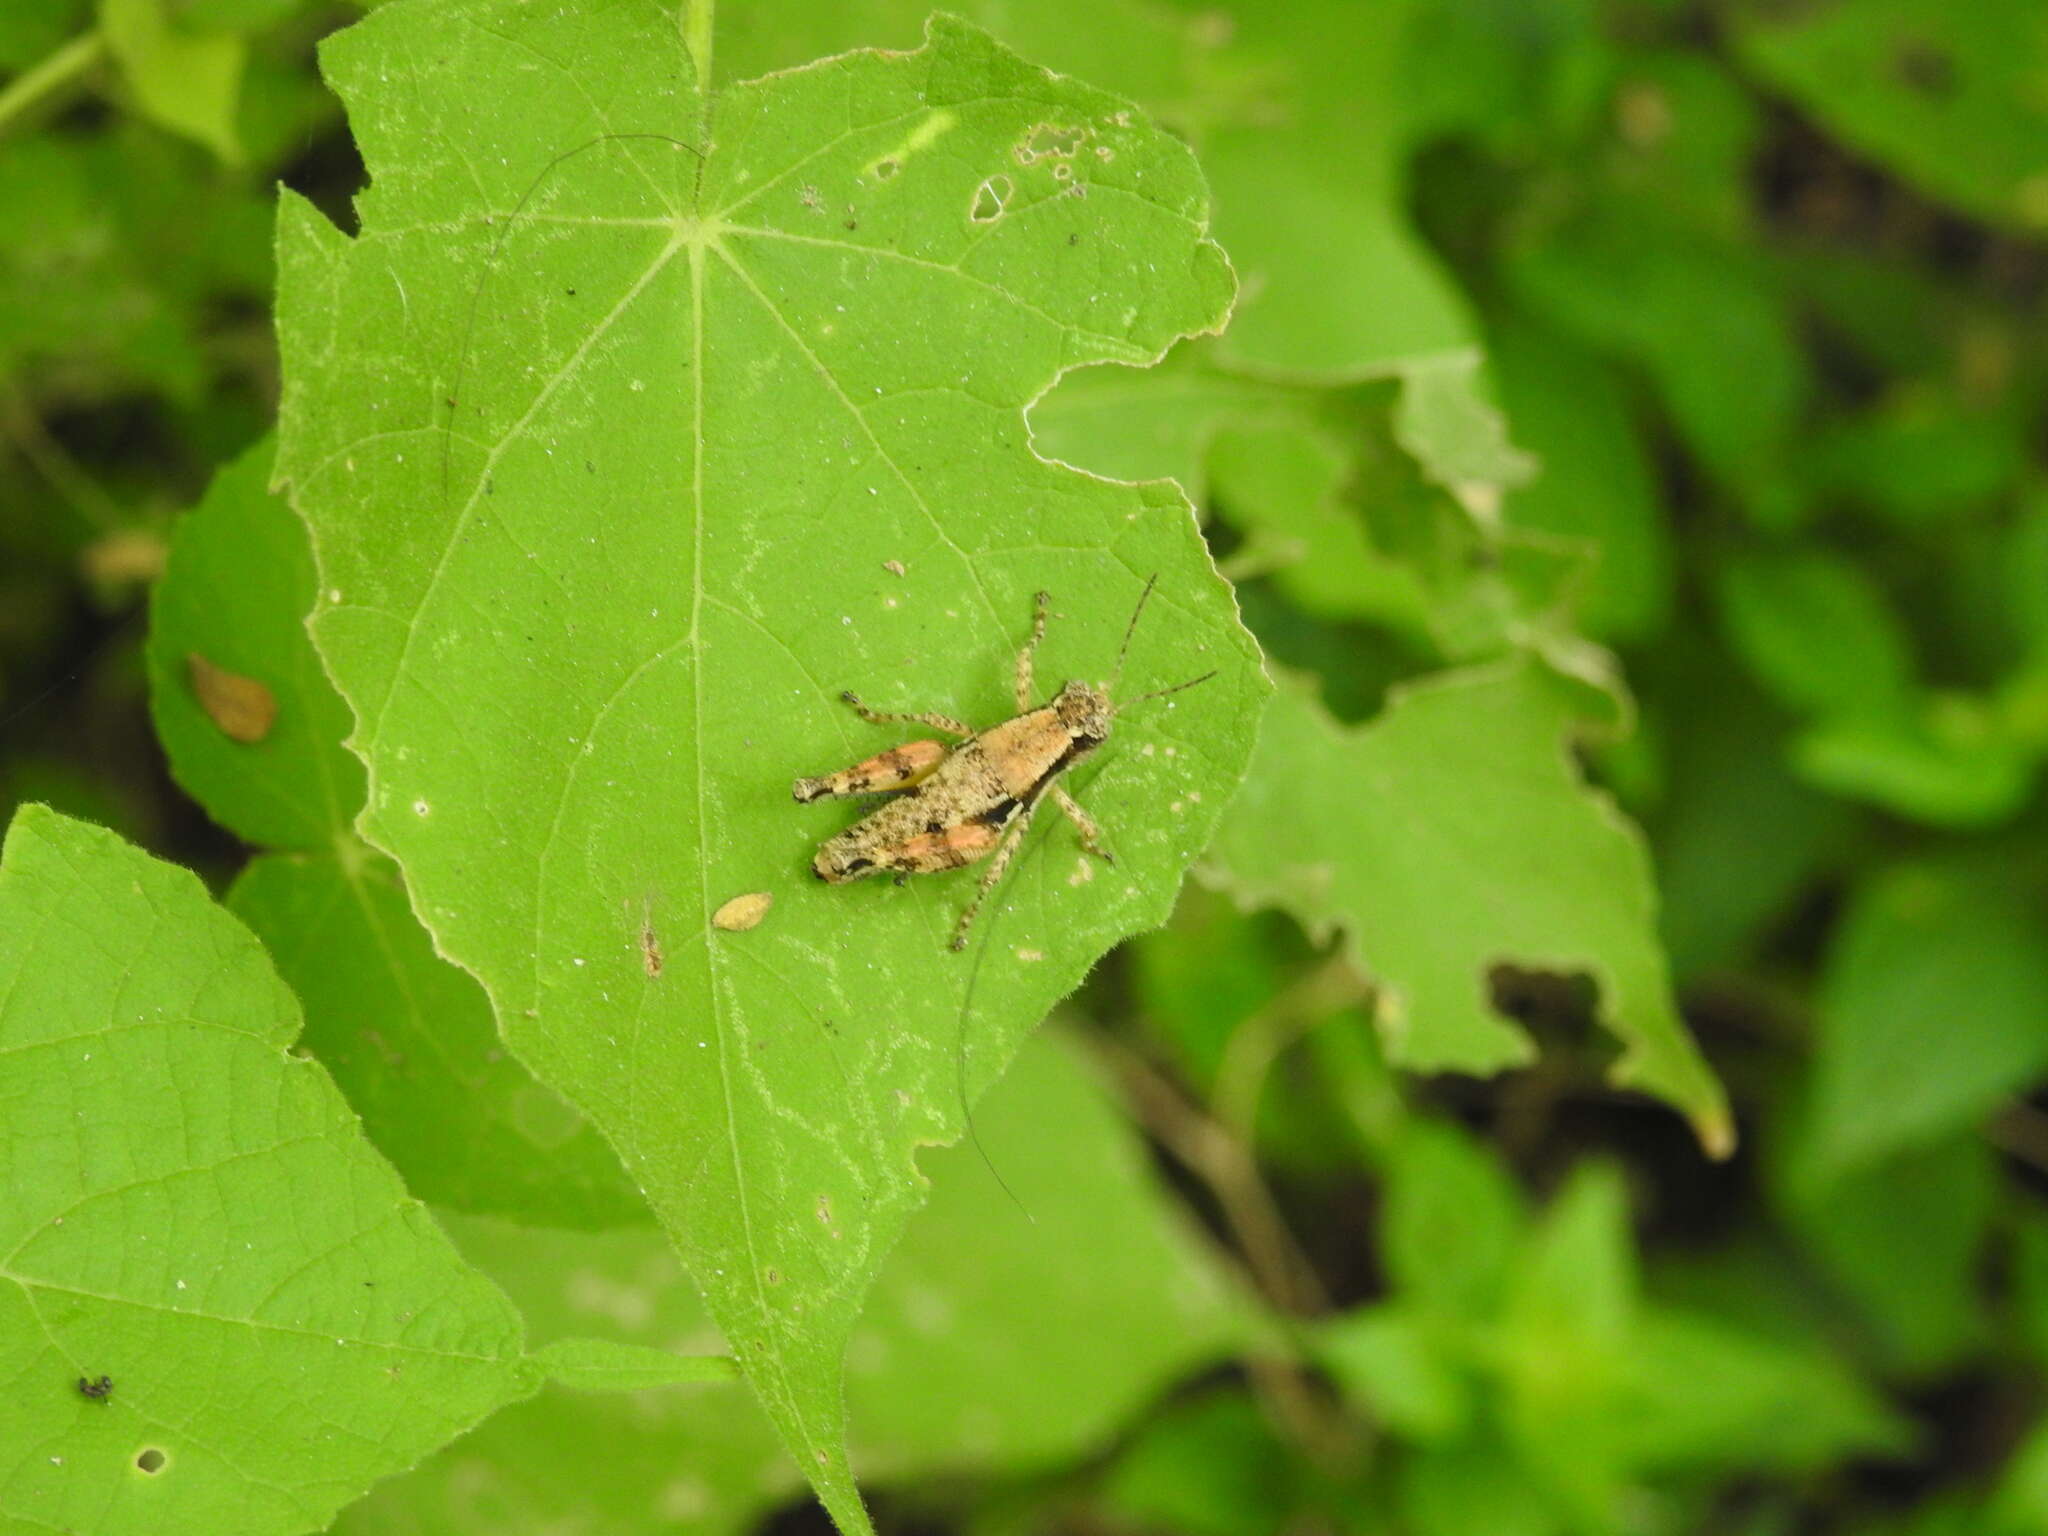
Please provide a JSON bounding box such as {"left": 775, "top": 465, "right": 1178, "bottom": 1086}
{"left": 712, "top": 892, "right": 773, "bottom": 932}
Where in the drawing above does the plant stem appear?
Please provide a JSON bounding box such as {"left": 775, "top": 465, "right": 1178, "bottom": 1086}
{"left": 0, "top": 30, "right": 107, "bottom": 141}
{"left": 1211, "top": 956, "right": 1370, "bottom": 1140}
{"left": 1094, "top": 1032, "right": 1328, "bottom": 1315}
{"left": 0, "top": 380, "right": 123, "bottom": 534}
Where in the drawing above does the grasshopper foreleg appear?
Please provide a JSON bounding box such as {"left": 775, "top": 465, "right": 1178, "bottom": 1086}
{"left": 840, "top": 690, "right": 971, "bottom": 739}
{"left": 1014, "top": 589, "right": 1051, "bottom": 710}
{"left": 1052, "top": 786, "right": 1114, "bottom": 864}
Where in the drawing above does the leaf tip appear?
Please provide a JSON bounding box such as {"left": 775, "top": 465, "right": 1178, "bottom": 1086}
{"left": 1695, "top": 1107, "right": 1739, "bottom": 1161}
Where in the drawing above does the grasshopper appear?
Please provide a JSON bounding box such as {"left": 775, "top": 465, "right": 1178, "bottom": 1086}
{"left": 794, "top": 576, "right": 1215, "bottom": 950}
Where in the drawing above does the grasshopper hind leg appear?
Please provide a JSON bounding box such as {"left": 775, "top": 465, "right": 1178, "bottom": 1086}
{"left": 792, "top": 736, "right": 951, "bottom": 803}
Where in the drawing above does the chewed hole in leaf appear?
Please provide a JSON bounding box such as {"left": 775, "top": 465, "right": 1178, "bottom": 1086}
{"left": 1487, "top": 962, "right": 1600, "bottom": 1036}
{"left": 135, "top": 1447, "right": 168, "bottom": 1475}
{"left": 1016, "top": 122, "right": 1088, "bottom": 165}
{"left": 969, "top": 174, "right": 1012, "bottom": 223}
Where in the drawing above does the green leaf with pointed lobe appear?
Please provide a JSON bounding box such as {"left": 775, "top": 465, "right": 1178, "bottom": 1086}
{"left": 1803, "top": 862, "right": 2048, "bottom": 1180}
{"left": 0, "top": 806, "right": 537, "bottom": 1536}
{"left": 722, "top": 0, "right": 1524, "bottom": 500}
{"left": 274, "top": 6, "right": 1260, "bottom": 1527}
{"left": 1204, "top": 666, "right": 1728, "bottom": 1152}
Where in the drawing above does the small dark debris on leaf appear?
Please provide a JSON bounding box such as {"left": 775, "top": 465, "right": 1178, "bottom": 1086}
{"left": 186, "top": 653, "right": 277, "bottom": 743}
{"left": 1894, "top": 41, "right": 1955, "bottom": 98}
{"left": 78, "top": 1374, "right": 112, "bottom": 1400}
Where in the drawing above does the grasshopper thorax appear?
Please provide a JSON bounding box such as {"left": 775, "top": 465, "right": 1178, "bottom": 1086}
{"left": 1052, "top": 679, "right": 1113, "bottom": 746}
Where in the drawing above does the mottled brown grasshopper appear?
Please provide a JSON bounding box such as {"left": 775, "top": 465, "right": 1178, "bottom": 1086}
{"left": 794, "top": 576, "right": 1214, "bottom": 950}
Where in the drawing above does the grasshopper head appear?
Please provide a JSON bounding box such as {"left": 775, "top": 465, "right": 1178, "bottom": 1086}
{"left": 1053, "top": 679, "right": 1113, "bottom": 747}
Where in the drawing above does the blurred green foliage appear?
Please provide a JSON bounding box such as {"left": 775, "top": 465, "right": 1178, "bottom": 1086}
{"left": 5, "top": 0, "right": 2048, "bottom": 1531}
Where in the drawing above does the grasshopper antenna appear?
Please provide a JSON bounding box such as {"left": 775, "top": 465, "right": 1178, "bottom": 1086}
{"left": 1105, "top": 573, "right": 1159, "bottom": 694}
{"left": 1115, "top": 669, "right": 1218, "bottom": 714}
{"left": 952, "top": 844, "right": 1040, "bottom": 1225}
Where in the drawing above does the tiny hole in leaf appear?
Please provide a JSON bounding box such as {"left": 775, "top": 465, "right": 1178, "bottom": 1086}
{"left": 1487, "top": 963, "right": 1598, "bottom": 1037}
{"left": 969, "top": 175, "right": 1012, "bottom": 224}
{"left": 135, "top": 1447, "right": 168, "bottom": 1474}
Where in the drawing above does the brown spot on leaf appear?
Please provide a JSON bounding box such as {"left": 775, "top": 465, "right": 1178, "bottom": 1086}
{"left": 186, "top": 653, "right": 277, "bottom": 743}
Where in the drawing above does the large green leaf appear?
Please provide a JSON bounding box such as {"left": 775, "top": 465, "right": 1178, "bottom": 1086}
{"left": 335, "top": 1028, "right": 1255, "bottom": 1533}
{"left": 1777, "top": 1132, "right": 1995, "bottom": 1375}
{"left": 1733, "top": 0, "right": 2048, "bottom": 235}
{"left": 722, "top": 0, "right": 1523, "bottom": 504}
{"left": 722, "top": 0, "right": 1479, "bottom": 384}
{"left": 147, "top": 438, "right": 645, "bottom": 1228}
{"left": 98, "top": 0, "right": 245, "bottom": 163}
{"left": 1507, "top": 203, "right": 1808, "bottom": 528}
{"left": 274, "top": 5, "right": 1259, "bottom": 1526}
{"left": 227, "top": 850, "right": 651, "bottom": 1228}
{"left": 1205, "top": 666, "right": 1729, "bottom": 1151}
{"left": 1489, "top": 314, "right": 1671, "bottom": 643}
{"left": 0, "top": 130, "right": 270, "bottom": 411}
{"left": 1644, "top": 646, "right": 1852, "bottom": 982}
{"left": 1380, "top": 1118, "right": 1526, "bottom": 1324}
{"left": 1803, "top": 861, "right": 2048, "bottom": 1180}
{"left": 1714, "top": 547, "right": 1916, "bottom": 726}
{"left": 0, "top": 806, "right": 538, "bottom": 1535}
{"left": 1331, "top": 1148, "right": 1903, "bottom": 1528}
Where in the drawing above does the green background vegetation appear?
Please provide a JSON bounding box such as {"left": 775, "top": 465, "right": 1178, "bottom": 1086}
{"left": 3, "top": 0, "right": 2048, "bottom": 1532}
